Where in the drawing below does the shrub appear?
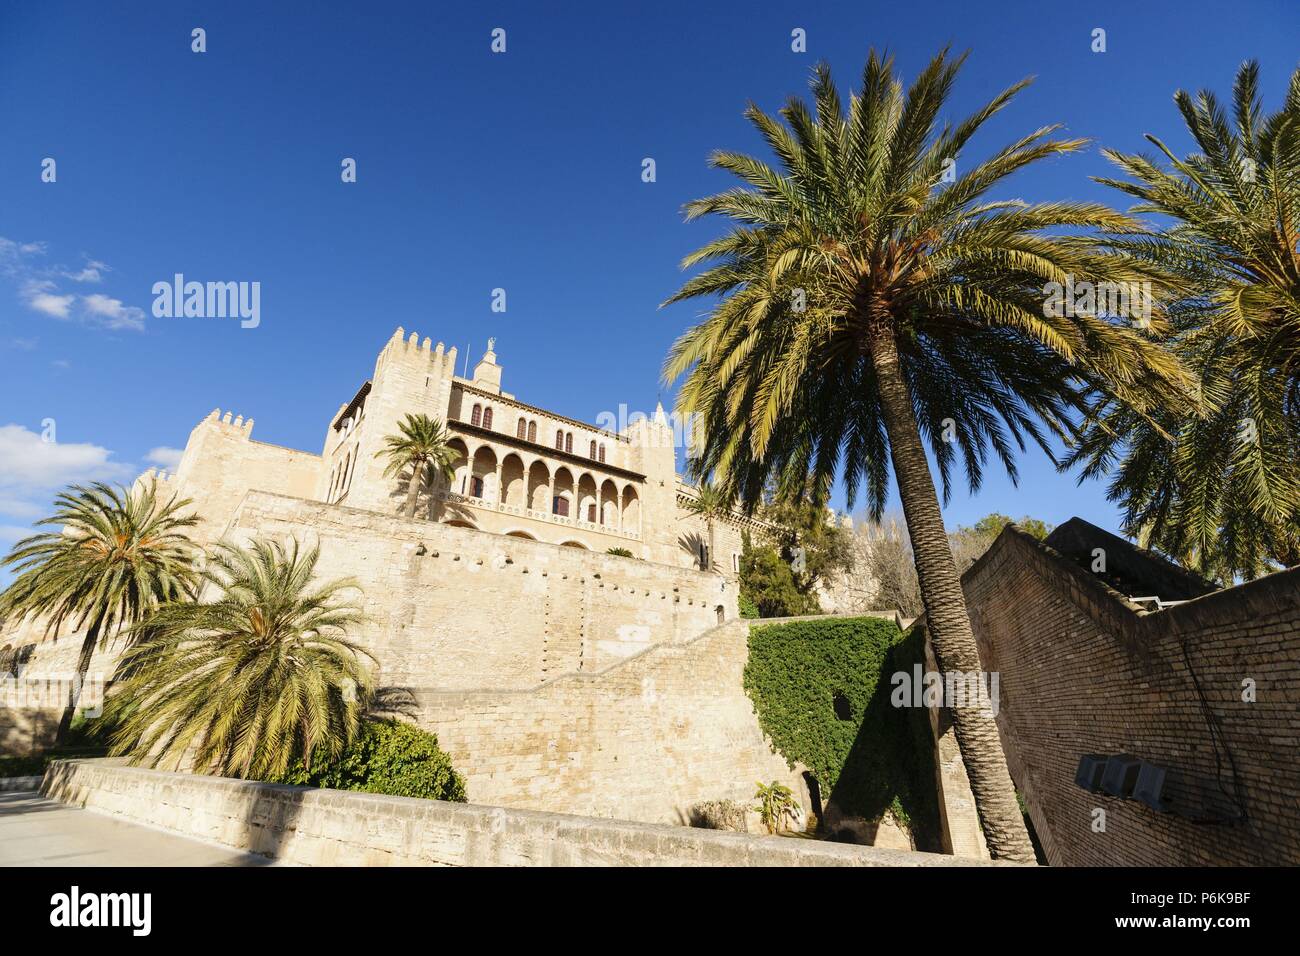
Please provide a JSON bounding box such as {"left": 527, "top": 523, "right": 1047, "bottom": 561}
{"left": 743, "top": 616, "right": 940, "bottom": 849}
{"left": 737, "top": 591, "right": 760, "bottom": 619}
{"left": 606, "top": 547, "right": 634, "bottom": 558}
{"left": 273, "top": 720, "right": 466, "bottom": 802}
{"left": 687, "top": 799, "right": 748, "bottom": 832}
{"left": 753, "top": 780, "right": 799, "bottom": 834}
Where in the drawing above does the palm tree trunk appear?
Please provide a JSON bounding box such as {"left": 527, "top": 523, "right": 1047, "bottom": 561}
{"left": 405, "top": 461, "right": 422, "bottom": 518}
{"left": 55, "top": 618, "right": 102, "bottom": 745}
{"left": 867, "top": 321, "right": 1036, "bottom": 863}
{"left": 706, "top": 518, "right": 717, "bottom": 572}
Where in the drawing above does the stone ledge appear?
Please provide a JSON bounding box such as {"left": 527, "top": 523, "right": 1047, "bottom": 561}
{"left": 41, "top": 759, "right": 1002, "bottom": 867}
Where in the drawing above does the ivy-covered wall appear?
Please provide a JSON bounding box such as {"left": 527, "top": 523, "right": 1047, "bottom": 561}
{"left": 743, "top": 617, "right": 940, "bottom": 849}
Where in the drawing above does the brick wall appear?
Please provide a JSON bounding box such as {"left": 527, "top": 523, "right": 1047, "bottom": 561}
{"left": 963, "top": 524, "right": 1300, "bottom": 865}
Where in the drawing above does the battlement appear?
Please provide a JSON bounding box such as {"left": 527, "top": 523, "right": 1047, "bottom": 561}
{"left": 198, "top": 407, "right": 256, "bottom": 438}
{"left": 376, "top": 326, "right": 457, "bottom": 378}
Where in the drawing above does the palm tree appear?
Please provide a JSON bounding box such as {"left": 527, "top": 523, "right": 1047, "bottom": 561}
{"left": 681, "top": 482, "right": 732, "bottom": 571}
{"left": 375, "top": 413, "right": 459, "bottom": 518}
{"left": 105, "top": 537, "right": 374, "bottom": 780}
{"left": 0, "top": 480, "right": 199, "bottom": 742}
{"left": 662, "top": 49, "right": 1184, "bottom": 861}
{"left": 1069, "top": 61, "right": 1300, "bottom": 580}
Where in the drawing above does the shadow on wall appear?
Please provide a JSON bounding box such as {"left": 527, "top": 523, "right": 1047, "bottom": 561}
{"left": 743, "top": 617, "right": 942, "bottom": 851}
{"left": 677, "top": 531, "right": 706, "bottom": 569}
{"left": 824, "top": 626, "right": 942, "bottom": 850}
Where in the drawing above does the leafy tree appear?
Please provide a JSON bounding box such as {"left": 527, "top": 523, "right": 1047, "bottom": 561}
{"left": 1070, "top": 61, "right": 1300, "bottom": 580}
{"left": 760, "top": 486, "right": 854, "bottom": 594}
{"left": 965, "top": 513, "right": 1053, "bottom": 542}
{"left": 739, "top": 542, "right": 818, "bottom": 618}
{"left": 662, "top": 49, "right": 1183, "bottom": 860}
{"left": 106, "top": 538, "right": 374, "bottom": 780}
{"left": 376, "top": 413, "right": 459, "bottom": 518}
{"left": 0, "top": 481, "right": 199, "bottom": 742}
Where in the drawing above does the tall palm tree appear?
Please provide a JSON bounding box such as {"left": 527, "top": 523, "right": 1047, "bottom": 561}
{"left": 0, "top": 480, "right": 199, "bottom": 741}
{"left": 681, "top": 482, "right": 733, "bottom": 571}
{"left": 1069, "top": 61, "right": 1300, "bottom": 580}
{"left": 106, "top": 537, "right": 374, "bottom": 780}
{"left": 376, "top": 413, "right": 459, "bottom": 518}
{"left": 662, "top": 49, "right": 1184, "bottom": 861}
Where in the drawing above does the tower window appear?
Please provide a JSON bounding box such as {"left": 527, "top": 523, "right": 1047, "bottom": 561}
{"left": 589, "top": 440, "right": 597, "bottom": 460}
{"left": 517, "top": 418, "right": 527, "bottom": 439}
{"left": 598, "top": 444, "right": 606, "bottom": 463}
{"left": 471, "top": 404, "right": 482, "bottom": 426}
{"left": 527, "top": 421, "right": 537, "bottom": 442}
{"left": 565, "top": 432, "right": 573, "bottom": 454}
{"left": 482, "top": 407, "right": 493, "bottom": 429}
{"left": 556, "top": 430, "right": 564, "bottom": 450}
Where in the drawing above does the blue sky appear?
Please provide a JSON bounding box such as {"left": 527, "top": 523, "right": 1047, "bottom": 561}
{"left": 1, "top": 0, "right": 1297, "bottom": 562}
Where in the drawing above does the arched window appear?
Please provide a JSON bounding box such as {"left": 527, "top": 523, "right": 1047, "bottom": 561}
{"left": 471, "top": 404, "right": 482, "bottom": 427}
{"left": 517, "top": 418, "right": 527, "bottom": 439}
{"left": 589, "top": 440, "right": 597, "bottom": 460}
{"left": 482, "top": 407, "right": 493, "bottom": 429}
{"left": 565, "top": 432, "right": 573, "bottom": 454}
{"left": 345, "top": 450, "right": 359, "bottom": 493}
{"left": 598, "top": 444, "right": 606, "bottom": 463}
{"left": 527, "top": 421, "right": 537, "bottom": 442}
{"left": 556, "top": 429, "right": 564, "bottom": 450}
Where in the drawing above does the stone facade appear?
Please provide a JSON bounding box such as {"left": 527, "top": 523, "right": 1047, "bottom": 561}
{"left": 141, "top": 328, "right": 761, "bottom": 572}
{"left": 960, "top": 520, "right": 1300, "bottom": 866}
{"left": 0, "top": 328, "right": 808, "bottom": 829}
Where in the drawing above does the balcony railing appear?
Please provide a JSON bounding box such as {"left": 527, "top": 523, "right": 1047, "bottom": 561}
{"left": 436, "top": 490, "right": 641, "bottom": 540}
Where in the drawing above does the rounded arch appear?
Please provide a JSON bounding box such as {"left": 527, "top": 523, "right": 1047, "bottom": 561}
{"left": 469, "top": 445, "right": 498, "bottom": 500}
{"left": 576, "top": 473, "right": 599, "bottom": 524}
{"left": 559, "top": 540, "right": 588, "bottom": 549}
{"left": 552, "top": 466, "right": 575, "bottom": 517}
{"left": 500, "top": 453, "right": 526, "bottom": 507}
{"left": 444, "top": 518, "right": 478, "bottom": 530}
{"left": 599, "top": 478, "right": 619, "bottom": 527}
{"left": 621, "top": 483, "right": 641, "bottom": 533}
{"left": 447, "top": 438, "right": 471, "bottom": 495}
{"left": 504, "top": 529, "right": 537, "bottom": 540}
{"left": 526, "top": 459, "right": 551, "bottom": 512}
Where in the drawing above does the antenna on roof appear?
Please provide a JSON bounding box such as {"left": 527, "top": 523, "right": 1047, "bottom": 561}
{"left": 463, "top": 343, "right": 470, "bottom": 378}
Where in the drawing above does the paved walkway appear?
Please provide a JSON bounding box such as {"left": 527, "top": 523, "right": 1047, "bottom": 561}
{"left": 0, "top": 790, "right": 271, "bottom": 866}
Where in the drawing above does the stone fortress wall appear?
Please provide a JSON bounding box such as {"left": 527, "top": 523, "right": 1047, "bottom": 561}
{"left": 0, "top": 326, "right": 810, "bottom": 828}
{"left": 222, "top": 491, "right": 736, "bottom": 690}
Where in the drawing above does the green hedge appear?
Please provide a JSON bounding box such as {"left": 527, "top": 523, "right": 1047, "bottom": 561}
{"left": 743, "top": 616, "right": 939, "bottom": 848}
{"left": 272, "top": 720, "right": 467, "bottom": 802}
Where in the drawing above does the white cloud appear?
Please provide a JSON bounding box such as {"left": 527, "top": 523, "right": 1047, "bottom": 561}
{"left": 22, "top": 280, "right": 75, "bottom": 318}
{"left": 1, "top": 236, "right": 144, "bottom": 332}
{"left": 81, "top": 293, "right": 145, "bottom": 331}
{"left": 63, "top": 259, "right": 108, "bottom": 283}
{"left": 0, "top": 424, "right": 132, "bottom": 492}
{"left": 145, "top": 446, "right": 184, "bottom": 470}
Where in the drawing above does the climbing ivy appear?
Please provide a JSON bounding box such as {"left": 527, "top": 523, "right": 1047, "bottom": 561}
{"left": 743, "top": 617, "right": 939, "bottom": 848}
